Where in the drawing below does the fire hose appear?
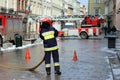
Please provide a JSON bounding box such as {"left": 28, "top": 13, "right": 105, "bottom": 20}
{"left": 0, "top": 55, "right": 45, "bottom": 71}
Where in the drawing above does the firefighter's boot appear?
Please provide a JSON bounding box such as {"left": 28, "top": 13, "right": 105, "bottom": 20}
{"left": 46, "top": 68, "right": 51, "bottom": 75}
{"left": 47, "top": 72, "right": 51, "bottom": 75}
{"left": 55, "top": 71, "right": 61, "bottom": 75}
{"left": 54, "top": 66, "right": 61, "bottom": 75}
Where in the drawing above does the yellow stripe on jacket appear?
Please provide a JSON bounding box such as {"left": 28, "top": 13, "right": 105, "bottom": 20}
{"left": 42, "top": 31, "right": 54, "bottom": 40}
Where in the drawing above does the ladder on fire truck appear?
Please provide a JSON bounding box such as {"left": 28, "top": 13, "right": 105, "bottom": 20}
{"left": 51, "top": 15, "right": 105, "bottom": 39}
{"left": 51, "top": 15, "right": 85, "bottom": 21}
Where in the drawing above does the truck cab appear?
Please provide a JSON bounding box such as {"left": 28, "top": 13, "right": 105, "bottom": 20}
{"left": 62, "top": 22, "right": 78, "bottom": 37}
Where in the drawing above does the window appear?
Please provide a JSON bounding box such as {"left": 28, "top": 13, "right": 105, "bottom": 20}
{"left": 94, "top": 8, "right": 99, "bottom": 15}
{"left": 64, "top": 23, "right": 76, "bottom": 28}
{"left": 95, "top": 0, "right": 100, "bottom": 3}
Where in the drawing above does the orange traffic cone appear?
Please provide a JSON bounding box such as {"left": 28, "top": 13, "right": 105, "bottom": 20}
{"left": 25, "top": 48, "right": 31, "bottom": 59}
{"left": 72, "top": 50, "right": 78, "bottom": 61}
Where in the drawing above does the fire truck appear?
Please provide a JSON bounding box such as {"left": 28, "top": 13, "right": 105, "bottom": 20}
{"left": 52, "top": 15, "right": 105, "bottom": 39}
{"left": 0, "top": 13, "right": 40, "bottom": 46}
{"left": 0, "top": 13, "right": 25, "bottom": 46}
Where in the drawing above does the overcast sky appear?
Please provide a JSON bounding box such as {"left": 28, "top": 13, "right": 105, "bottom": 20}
{"left": 77, "top": 0, "right": 88, "bottom": 9}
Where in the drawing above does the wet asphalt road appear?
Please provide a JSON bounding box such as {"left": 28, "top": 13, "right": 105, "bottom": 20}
{"left": 0, "top": 37, "right": 113, "bottom": 80}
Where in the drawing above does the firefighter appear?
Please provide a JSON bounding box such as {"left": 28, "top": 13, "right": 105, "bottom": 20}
{"left": 39, "top": 17, "right": 61, "bottom": 75}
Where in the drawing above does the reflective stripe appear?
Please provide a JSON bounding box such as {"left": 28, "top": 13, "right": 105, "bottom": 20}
{"left": 45, "top": 64, "right": 50, "bottom": 68}
{"left": 44, "top": 35, "right": 54, "bottom": 40}
{"left": 44, "top": 46, "right": 58, "bottom": 51}
{"left": 42, "top": 31, "right": 54, "bottom": 36}
{"left": 54, "top": 62, "right": 60, "bottom": 66}
{"left": 42, "top": 31, "right": 54, "bottom": 40}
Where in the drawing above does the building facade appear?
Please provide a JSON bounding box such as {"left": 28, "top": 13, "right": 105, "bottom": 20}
{"left": 51, "top": 0, "right": 62, "bottom": 17}
{"left": 80, "top": 4, "right": 86, "bottom": 15}
{"left": 104, "top": 0, "right": 120, "bottom": 30}
{"left": 73, "top": 0, "right": 80, "bottom": 15}
{"left": 115, "top": 0, "right": 120, "bottom": 30}
{"left": 88, "top": 0, "right": 105, "bottom": 15}
{"left": 0, "top": 0, "right": 17, "bottom": 14}
{"left": 0, "top": 0, "right": 87, "bottom": 17}
{"left": 104, "top": 0, "right": 114, "bottom": 29}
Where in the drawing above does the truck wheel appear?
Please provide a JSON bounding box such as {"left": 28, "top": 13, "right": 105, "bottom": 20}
{"left": 80, "top": 32, "right": 88, "bottom": 39}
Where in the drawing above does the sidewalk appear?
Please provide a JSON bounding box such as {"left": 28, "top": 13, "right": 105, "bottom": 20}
{"left": 0, "top": 38, "right": 42, "bottom": 52}
{"left": 109, "top": 51, "right": 120, "bottom": 80}
{"left": 105, "top": 31, "right": 120, "bottom": 80}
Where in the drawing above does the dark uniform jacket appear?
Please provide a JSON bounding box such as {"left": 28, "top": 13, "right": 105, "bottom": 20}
{"left": 40, "top": 25, "right": 58, "bottom": 51}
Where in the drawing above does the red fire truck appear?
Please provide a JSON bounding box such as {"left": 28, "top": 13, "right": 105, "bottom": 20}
{"left": 0, "top": 13, "right": 25, "bottom": 46}
{"left": 52, "top": 15, "right": 105, "bottom": 39}
{"left": 79, "top": 15, "right": 105, "bottom": 39}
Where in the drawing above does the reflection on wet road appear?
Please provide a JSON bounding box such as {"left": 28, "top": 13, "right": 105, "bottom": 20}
{"left": 0, "top": 38, "right": 112, "bottom": 80}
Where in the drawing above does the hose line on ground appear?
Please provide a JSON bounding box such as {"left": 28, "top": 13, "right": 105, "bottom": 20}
{"left": 0, "top": 55, "right": 45, "bottom": 71}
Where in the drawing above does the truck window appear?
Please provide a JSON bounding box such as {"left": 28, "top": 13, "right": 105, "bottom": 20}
{"left": 64, "top": 23, "right": 75, "bottom": 28}
{"left": 0, "top": 18, "right": 2, "bottom": 25}
{"left": 64, "top": 25, "right": 74, "bottom": 28}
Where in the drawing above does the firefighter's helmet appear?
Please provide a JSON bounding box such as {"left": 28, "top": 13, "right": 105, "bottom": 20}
{"left": 40, "top": 17, "right": 52, "bottom": 27}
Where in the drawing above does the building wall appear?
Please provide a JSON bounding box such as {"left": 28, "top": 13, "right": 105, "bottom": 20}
{"left": 0, "top": 0, "right": 86, "bottom": 17}
{"left": 104, "top": 0, "right": 114, "bottom": 29}
{"left": 80, "top": 4, "right": 86, "bottom": 15}
{"left": 51, "top": 0, "right": 62, "bottom": 17}
{"left": 8, "top": 0, "right": 17, "bottom": 11}
{"left": 116, "top": 0, "right": 120, "bottom": 30}
{"left": 73, "top": 0, "right": 77, "bottom": 15}
{"left": 42, "top": 0, "right": 52, "bottom": 17}
{"left": 108, "top": 0, "right": 114, "bottom": 15}
{"left": 30, "top": 0, "right": 42, "bottom": 16}
{"left": 66, "top": 0, "right": 73, "bottom": 15}
{"left": 104, "top": 0, "right": 109, "bottom": 15}
{"left": 88, "top": 0, "right": 105, "bottom": 15}
{"left": 0, "top": 0, "right": 17, "bottom": 13}
{"left": 104, "top": 0, "right": 120, "bottom": 29}
{"left": 64, "top": 1, "right": 68, "bottom": 15}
